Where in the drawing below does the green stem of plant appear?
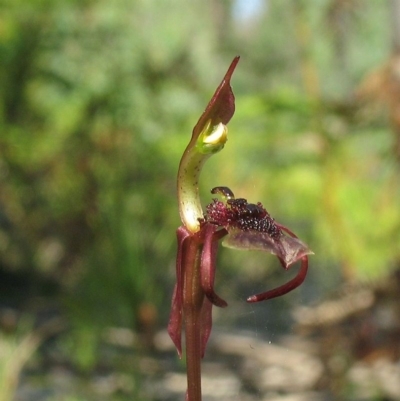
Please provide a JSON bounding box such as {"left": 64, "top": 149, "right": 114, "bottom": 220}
{"left": 183, "top": 237, "right": 204, "bottom": 401}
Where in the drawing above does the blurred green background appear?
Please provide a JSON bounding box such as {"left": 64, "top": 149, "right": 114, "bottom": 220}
{"left": 1, "top": 0, "right": 400, "bottom": 400}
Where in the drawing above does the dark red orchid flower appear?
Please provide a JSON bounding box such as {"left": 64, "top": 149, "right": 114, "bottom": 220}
{"left": 168, "top": 57, "right": 313, "bottom": 401}
{"left": 168, "top": 187, "right": 312, "bottom": 358}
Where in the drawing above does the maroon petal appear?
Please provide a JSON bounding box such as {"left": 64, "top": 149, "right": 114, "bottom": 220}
{"left": 199, "top": 296, "right": 213, "bottom": 358}
{"left": 167, "top": 283, "right": 183, "bottom": 358}
{"left": 200, "top": 223, "right": 228, "bottom": 307}
{"left": 247, "top": 255, "right": 309, "bottom": 303}
{"left": 167, "top": 227, "right": 191, "bottom": 358}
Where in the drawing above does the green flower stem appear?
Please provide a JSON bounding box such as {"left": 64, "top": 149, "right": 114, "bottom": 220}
{"left": 183, "top": 237, "right": 204, "bottom": 401}
{"left": 178, "top": 121, "right": 227, "bottom": 233}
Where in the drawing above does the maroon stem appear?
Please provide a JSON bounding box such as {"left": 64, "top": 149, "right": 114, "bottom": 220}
{"left": 183, "top": 236, "right": 204, "bottom": 401}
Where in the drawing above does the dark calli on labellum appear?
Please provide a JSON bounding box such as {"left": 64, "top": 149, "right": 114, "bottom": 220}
{"left": 204, "top": 187, "right": 312, "bottom": 303}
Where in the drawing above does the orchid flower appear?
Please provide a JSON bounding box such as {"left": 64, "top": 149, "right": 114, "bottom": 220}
{"left": 168, "top": 57, "right": 313, "bottom": 401}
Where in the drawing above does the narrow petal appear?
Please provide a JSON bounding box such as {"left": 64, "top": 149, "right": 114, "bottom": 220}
{"left": 247, "top": 255, "right": 309, "bottom": 303}
{"left": 167, "top": 226, "right": 191, "bottom": 358}
{"left": 200, "top": 223, "right": 228, "bottom": 307}
{"left": 200, "top": 296, "right": 213, "bottom": 358}
{"left": 167, "top": 284, "right": 183, "bottom": 358}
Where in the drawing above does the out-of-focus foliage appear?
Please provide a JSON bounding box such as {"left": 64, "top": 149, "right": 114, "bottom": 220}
{"left": 203, "top": 1, "right": 399, "bottom": 288}
{"left": 1, "top": 0, "right": 400, "bottom": 398}
{"left": 0, "top": 0, "right": 224, "bottom": 327}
